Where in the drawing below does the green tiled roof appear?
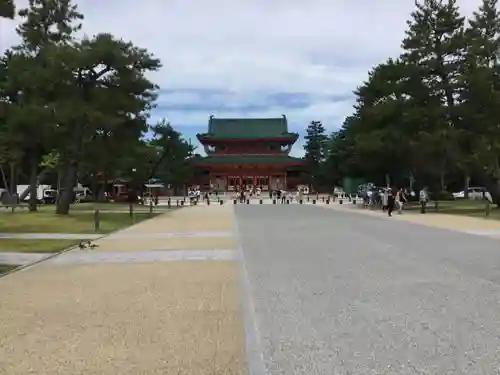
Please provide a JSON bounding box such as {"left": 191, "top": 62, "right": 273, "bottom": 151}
{"left": 197, "top": 116, "right": 298, "bottom": 139}
{"left": 196, "top": 155, "right": 305, "bottom": 165}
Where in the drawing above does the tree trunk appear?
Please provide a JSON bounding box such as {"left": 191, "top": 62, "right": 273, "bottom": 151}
{"left": 18, "top": 167, "right": 51, "bottom": 201}
{"left": 56, "top": 120, "right": 85, "bottom": 215}
{"left": 9, "top": 162, "right": 15, "bottom": 196}
{"left": 0, "top": 165, "right": 8, "bottom": 191}
{"left": 440, "top": 170, "right": 446, "bottom": 191}
{"left": 56, "top": 168, "right": 61, "bottom": 204}
{"left": 463, "top": 174, "right": 470, "bottom": 199}
{"left": 56, "top": 162, "right": 77, "bottom": 214}
{"left": 28, "top": 155, "right": 38, "bottom": 212}
{"left": 97, "top": 172, "right": 107, "bottom": 201}
{"left": 91, "top": 175, "right": 99, "bottom": 201}
{"left": 480, "top": 159, "right": 500, "bottom": 208}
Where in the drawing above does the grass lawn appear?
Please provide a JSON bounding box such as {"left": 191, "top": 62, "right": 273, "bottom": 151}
{"left": 0, "top": 211, "right": 159, "bottom": 234}
{"left": 0, "top": 264, "right": 17, "bottom": 274}
{"left": 0, "top": 239, "right": 80, "bottom": 253}
{"left": 405, "top": 199, "right": 500, "bottom": 219}
{"left": 37, "top": 202, "right": 174, "bottom": 212}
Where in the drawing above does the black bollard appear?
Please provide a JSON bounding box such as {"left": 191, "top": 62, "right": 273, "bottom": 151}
{"left": 246, "top": 199, "right": 250, "bottom": 204}
{"left": 259, "top": 199, "right": 263, "bottom": 204}
{"left": 273, "top": 199, "right": 276, "bottom": 204}
{"left": 286, "top": 200, "right": 290, "bottom": 204}
{"left": 234, "top": 199, "right": 237, "bottom": 204}
{"left": 181, "top": 200, "right": 185, "bottom": 206}
{"left": 299, "top": 199, "right": 303, "bottom": 204}
{"left": 339, "top": 199, "right": 343, "bottom": 204}
{"left": 307, "top": 196, "right": 310, "bottom": 202}
{"left": 220, "top": 199, "right": 224, "bottom": 205}
{"left": 352, "top": 199, "right": 356, "bottom": 205}
{"left": 93, "top": 209, "right": 100, "bottom": 232}
{"left": 326, "top": 199, "right": 330, "bottom": 204}
{"left": 312, "top": 199, "right": 316, "bottom": 204}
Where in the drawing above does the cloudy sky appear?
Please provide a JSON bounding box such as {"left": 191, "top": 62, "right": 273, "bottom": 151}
{"left": 0, "top": 0, "right": 480, "bottom": 155}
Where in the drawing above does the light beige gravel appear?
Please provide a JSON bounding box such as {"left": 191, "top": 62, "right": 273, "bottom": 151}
{"left": 0, "top": 261, "right": 246, "bottom": 375}
{"left": 394, "top": 212, "right": 500, "bottom": 231}
{"left": 324, "top": 203, "right": 500, "bottom": 232}
{"left": 95, "top": 205, "right": 237, "bottom": 251}
{"left": 96, "top": 236, "right": 237, "bottom": 252}
{"left": 118, "top": 205, "right": 235, "bottom": 234}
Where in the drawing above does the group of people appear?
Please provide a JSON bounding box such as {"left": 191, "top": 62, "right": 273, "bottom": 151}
{"left": 235, "top": 187, "right": 306, "bottom": 203}
{"left": 187, "top": 188, "right": 201, "bottom": 203}
{"left": 363, "top": 187, "right": 429, "bottom": 216}
{"left": 381, "top": 188, "right": 407, "bottom": 217}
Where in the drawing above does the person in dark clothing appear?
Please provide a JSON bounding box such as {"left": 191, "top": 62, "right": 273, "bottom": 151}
{"left": 387, "top": 188, "right": 395, "bottom": 217}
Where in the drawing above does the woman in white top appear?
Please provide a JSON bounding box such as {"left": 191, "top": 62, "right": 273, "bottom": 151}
{"left": 382, "top": 189, "right": 389, "bottom": 211}
{"left": 395, "top": 189, "right": 404, "bottom": 214}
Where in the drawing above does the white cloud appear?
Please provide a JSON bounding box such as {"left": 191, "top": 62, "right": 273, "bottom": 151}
{"left": 0, "top": 0, "right": 481, "bottom": 131}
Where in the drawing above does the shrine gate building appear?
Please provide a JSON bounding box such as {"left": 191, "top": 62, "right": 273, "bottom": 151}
{"left": 194, "top": 115, "right": 306, "bottom": 192}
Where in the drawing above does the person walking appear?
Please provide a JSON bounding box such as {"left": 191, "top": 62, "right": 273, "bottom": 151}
{"left": 419, "top": 187, "right": 428, "bottom": 214}
{"left": 382, "top": 188, "right": 389, "bottom": 211}
{"left": 395, "top": 188, "right": 405, "bottom": 214}
{"left": 387, "top": 188, "right": 395, "bottom": 217}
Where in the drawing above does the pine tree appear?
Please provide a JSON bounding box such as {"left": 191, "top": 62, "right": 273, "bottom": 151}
{"left": 460, "top": 0, "right": 500, "bottom": 203}
{"left": 303, "top": 120, "right": 328, "bottom": 190}
{"left": 0, "top": 0, "right": 15, "bottom": 18}
{"left": 401, "top": 0, "right": 466, "bottom": 190}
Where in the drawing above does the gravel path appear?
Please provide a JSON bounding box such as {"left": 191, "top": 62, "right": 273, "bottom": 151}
{"left": 0, "top": 262, "right": 245, "bottom": 375}
{"left": 0, "top": 252, "right": 49, "bottom": 265}
{"left": 235, "top": 204, "right": 500, "bottom": 375}
{"left": 46, "top": 249, "right": 236, "bottom": 265}
{"left": 0, "top": 206, "right": 246, "bottom": 375}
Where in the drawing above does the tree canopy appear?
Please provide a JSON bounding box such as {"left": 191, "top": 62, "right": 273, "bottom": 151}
{"left": 0, "top": 0, "right": 15, "bottom": 18}
{"left": 319, "top": 0, "right": 500, "bottom": 204}
{"left": 0, "top": 0, "right": 194, "bottom": 213}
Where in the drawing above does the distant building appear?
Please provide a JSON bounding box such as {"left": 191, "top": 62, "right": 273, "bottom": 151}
{"left": 194, "top": 115, "right": 306, "bottom": 191}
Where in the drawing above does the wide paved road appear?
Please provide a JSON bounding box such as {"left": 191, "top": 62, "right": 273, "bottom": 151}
{"left": 235, "top": 205, "right": 500, "bottom": 375}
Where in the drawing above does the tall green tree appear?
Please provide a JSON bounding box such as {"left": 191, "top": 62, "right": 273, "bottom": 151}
{"left": 459, "top": 0, "right": 500, "bottom": 203}
{"left": 149, "top": 119, "right": 195, "bottom": 192}
{"left": 303, "top": 120, "right": 328, "bottom": 190}
{"left": 0, "top": 0, "right": 15, "bottom": 18}
{"left": 4, "top": 0, "right": 83, "bottom": 211}
{"left": 48, "top": 33, "right": 160, "bottom": 214}
{"left": 400, "top": 0, "right": 466, "bottom": 190}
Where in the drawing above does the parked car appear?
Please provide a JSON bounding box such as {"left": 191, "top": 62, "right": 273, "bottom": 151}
{"left": 452, "top": 186, "right": 493, "bottom": 202}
